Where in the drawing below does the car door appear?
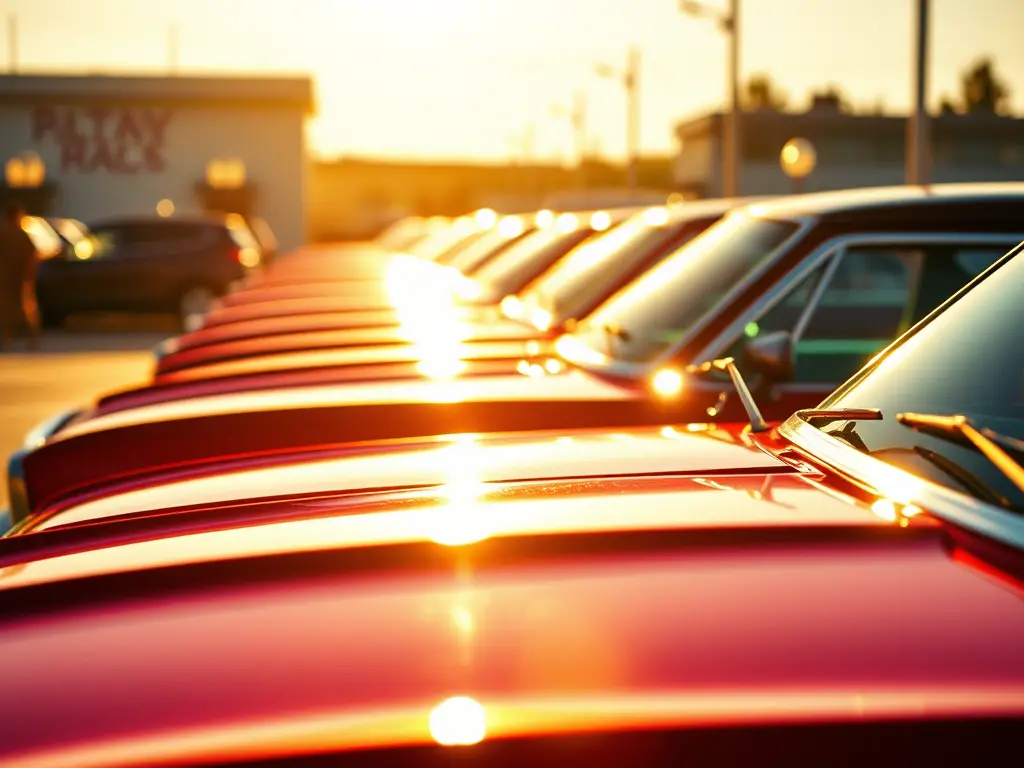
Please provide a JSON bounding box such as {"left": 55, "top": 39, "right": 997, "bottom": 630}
{"left": 111, "top": 222, "right": 214, "bottom": 311}
{"left": 703, "top": 234, "right": 1021, "bottom": 417}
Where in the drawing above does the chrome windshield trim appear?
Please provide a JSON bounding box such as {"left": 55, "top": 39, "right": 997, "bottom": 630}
{"left": 694, "top": 231, "right": 1024, "bottom": 366}
{"left": 561, "top": 212, "right": 818, "bottom": 378}
{"left": 779, "top": 413, "right": 1024, "bottom": 552}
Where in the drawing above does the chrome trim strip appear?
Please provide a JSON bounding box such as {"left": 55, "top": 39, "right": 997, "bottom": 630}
{"left": 7, "top": 407, "right": 82, "bottom": 524}
{"left": 694, "top": 232, "right": 1024, "bottom": 386}
{"left": 779, "top": 413, "right": 1024, "bottom": 552}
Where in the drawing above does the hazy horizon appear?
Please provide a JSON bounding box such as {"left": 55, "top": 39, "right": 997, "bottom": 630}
{"left": 2, "top": 0, "right": 1021, "bottom": 162}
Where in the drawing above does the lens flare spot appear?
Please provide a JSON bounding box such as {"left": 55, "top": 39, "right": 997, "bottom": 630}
{"left": 429, "top": 696, "right": 487, "bottom": 746}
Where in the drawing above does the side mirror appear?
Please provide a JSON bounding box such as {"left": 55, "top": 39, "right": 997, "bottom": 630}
{"left": 744, "top": 330, "right": 794, "bottom": 384}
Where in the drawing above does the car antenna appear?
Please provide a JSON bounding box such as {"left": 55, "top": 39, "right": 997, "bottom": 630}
{"left": 686, "top": 356, "right": 768, "bottom": 433}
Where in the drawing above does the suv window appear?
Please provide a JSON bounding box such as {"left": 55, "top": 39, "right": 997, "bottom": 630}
{"left": 727, "top": 242, "right": 1014, "bottom": 385}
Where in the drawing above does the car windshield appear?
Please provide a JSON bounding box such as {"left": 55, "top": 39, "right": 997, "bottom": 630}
{"left": 526, "top": 212, "right": 703, "bottom": 327}
{"left": 414, "top": 227, "right": 485, "bottom": 261}
{"left": 567, "top": 213, "right": 802, "bottom": 365}
{"left": 807, "top": 244, "right": 1024, "bottom": 510}
{"left": 376, "top": 217, "right": 424, "bottom": 251}
{"left": 441, "top": 223, "right": 535, "bottom": 273}
{"left": 470, "top": 225, "right": 595, "bottom": 298}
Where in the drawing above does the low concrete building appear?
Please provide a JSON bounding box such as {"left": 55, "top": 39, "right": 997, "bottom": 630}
{"left": 674, "top": 96, "right": 1024, "bottom": 197}
{"left": 0, "top": 74, "right": 314, "bottom": 252}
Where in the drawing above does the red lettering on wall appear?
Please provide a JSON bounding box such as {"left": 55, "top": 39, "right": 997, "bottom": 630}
{"left": 114, "top": 110, "right": 143, "bottom": 143}
{"left": 31, "top": 106, "right": 58, "bottom": 142}
{"left": 60, "top": 134, "right": 87, "bottom": 173}
{"left": 31, "top": 106, "right": 173, "bottom": 176}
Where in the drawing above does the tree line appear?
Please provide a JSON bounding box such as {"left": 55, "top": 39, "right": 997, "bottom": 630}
{"left": 741, "top": 56, "right": 1012, "bottom": 115}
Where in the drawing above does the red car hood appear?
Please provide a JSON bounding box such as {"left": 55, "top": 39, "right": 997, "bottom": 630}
{"left": 168, "top": 306, "right": 503, "bottom": 352}
{"left": 31, "top": 422, "right": 785, "bottom": 527}
{"left": 246, "top": 250, "right": 402, "bottom": 285}
{"left": 201, "top": 296, "right": 490, "bottom": 328}
{"left": 153, "top": 338, "right": 540, "bottom": 386}
{"left": 155, "top": 321, "right": 543, "bottom": 375}
{"left": 218, "top": 280, "right": 395, "bottom": 308}
{"left": 97, "top": 357, "right": 529, "bottom": 415}
{"left": 1, "top": 448, "right": 1021, "bottom": 766}
{"left": 23, "top": 369, "right": 686, "bottom": 515}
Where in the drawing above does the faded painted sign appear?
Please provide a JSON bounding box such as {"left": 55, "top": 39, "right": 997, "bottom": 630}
{"left": 31, "top": 106, "right": 173, "bottom": 174}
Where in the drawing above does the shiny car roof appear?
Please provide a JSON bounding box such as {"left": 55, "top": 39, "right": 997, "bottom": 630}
{"left": 750, "top": 181, "right": 1024, "bottom": 221}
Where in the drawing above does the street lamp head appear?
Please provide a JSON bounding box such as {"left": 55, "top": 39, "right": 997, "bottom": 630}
{"left": 780, "top": 138, "right": 816, "bottom": 179}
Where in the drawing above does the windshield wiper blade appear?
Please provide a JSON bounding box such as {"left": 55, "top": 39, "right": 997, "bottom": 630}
{"left": 686, "top": 356, "right": 768, "bottom": 433}
{"left": 896, "top": 412, "right": 1024, "bottom": 497}
{"left": 912, "top": 445, "right": 1012, "bottom": 509}
{"left": 795, "top": 407, "right": 884, "bottom": 427}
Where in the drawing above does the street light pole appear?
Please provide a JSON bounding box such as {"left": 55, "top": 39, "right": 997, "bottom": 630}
{"left": 679, "top": 0, "right": 741, "bottom": 197}
{"left": 551, "top": 92, "right": 588, "bottom": 189}
{"left": 625, "top": 47, "right": 641, "bottom": 192}
{"left": 906, "top": 0, "right": 930, "bottom": 186}
{"left": 723, "top": 0, "right": 740, "bottom": 198}
{"left": 596, "top": 47, "right": 642, "bottom": 193}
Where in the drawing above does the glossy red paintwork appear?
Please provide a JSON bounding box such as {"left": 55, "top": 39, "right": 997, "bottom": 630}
{"left": 217, "top": 278, "right": 396, "bottom": 308}
{"left": 95, "top": 357, "right": 527, "bottom": 415}
{"left": 154, "top": 337, "right": 543, "bottom": 385}
{"left": 154, "top": 320, "right": 544, "bottom": 375}
{"left": 201, "top": 294, "right": 488, "bottom": 328}
{"left": 166, "top": 305, "right": 497, "bottom": 353}
{"left": 245, "top": 245, "right": 407, "bottom": 285}
{"left": 28, "top": 421, "right": 781, "bottom": 526}
{"left": 1, "top": 426, "right": 1022, "bottom": 766}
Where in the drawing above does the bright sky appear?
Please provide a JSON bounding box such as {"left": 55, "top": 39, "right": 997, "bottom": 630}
{"left": 2, "top": 0, "right": 1021, "bottom": 161}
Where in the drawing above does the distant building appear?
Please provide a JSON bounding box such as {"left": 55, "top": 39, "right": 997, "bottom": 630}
{"left": 0, "top": 74, "right": 314, "bottom": 251}
{"left": 309, "top": 155, "right": 676, "bottom": 241}
{"left": 673, "top": 95, "right": 1024, "bottom": 198}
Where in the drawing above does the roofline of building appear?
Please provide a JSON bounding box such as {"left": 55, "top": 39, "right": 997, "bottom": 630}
{"left": 0, "top": 73, "right": 316, "bottom": 114}
{"left": 675, "top": 108, "right": 1024, "bottom": 141}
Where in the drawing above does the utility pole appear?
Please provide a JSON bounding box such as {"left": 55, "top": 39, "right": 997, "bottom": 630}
{"left": 7, "top": 15, "right": 18, "bottom": 73}
{"left": 906, "top": 0, "right": 930, "bottom": 185}
{"left": 168, "top": 24, "right": 179, "bottom": 74}
{"left": 596, "top": 46, "right": 641, "bottom": 193}
{"left": 680, "top": 0, "right": 740, "bottom": 197}
{"left": 551, "top": 91, "right": 587, "bottom": 189}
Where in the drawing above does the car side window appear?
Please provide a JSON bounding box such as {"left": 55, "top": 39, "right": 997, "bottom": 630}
{"left": 792, "top": 247, "right": 924, "bottom": 382}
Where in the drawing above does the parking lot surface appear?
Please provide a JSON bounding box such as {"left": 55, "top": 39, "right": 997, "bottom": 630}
{"left": 0, "top": 330, "right": 166, "bottom": 508}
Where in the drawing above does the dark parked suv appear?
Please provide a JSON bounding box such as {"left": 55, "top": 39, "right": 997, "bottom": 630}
{"left": 36, "top": 214, "right": 261, "bottom": 330}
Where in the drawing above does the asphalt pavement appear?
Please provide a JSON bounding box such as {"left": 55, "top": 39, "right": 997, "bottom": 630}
{"left": 0, "top": 323, "right": 170, "bottom": 514}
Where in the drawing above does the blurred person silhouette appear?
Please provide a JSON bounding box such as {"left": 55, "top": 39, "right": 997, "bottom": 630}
{"left": 0, "top": 203, "right": 41, "bottom": 351}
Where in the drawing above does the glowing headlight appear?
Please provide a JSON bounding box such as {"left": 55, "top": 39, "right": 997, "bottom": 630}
{"left": 530, "top": 307, "right": 553, "bottom": 332}
{"left": 651, "top": 367, "right": 684, "bottom": 397}
{"left": 457, "top": 277, "right": 483, "bottom": 300}
{"left": 501, "top": 294, "right": 523, "bottom": 319}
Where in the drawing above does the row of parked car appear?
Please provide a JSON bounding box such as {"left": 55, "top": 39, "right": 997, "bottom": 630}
{"left": 23, "top": 212, "right": 278, "bottom": 330}
{"left": 2, "top": 183, "right": 1023, "bottom": 765}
